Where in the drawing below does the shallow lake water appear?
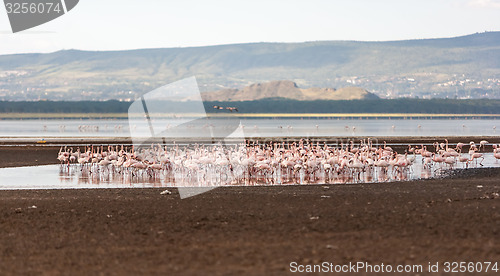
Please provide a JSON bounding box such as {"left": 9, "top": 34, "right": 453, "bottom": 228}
{"left": 0, "top": 118, "right": 498, "bottom": 137}
{"left": 1, "top": 154, "right": 498, "bottom": 190}
{"left": 1, "top": 118, "right": 498, "bottom": 190}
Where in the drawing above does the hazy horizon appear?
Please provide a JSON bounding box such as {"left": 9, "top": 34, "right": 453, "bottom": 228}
{"left": 2, "top": 31, "right": 499, "bottom": 56}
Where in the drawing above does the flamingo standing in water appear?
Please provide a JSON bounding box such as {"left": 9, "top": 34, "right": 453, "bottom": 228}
{"left": 494, "top": 151, "right": 500, "bottom": 161}
{"left": 444, "top": 156, "right": 455, "bottom": 168}
{"left": 57, "top": 147, "right": 70, "bottom": 164}
{"left": 374, "top": 156, "right": 390, "bottom": 172}
{"left": 492, "top": 145, "right": 500, "bottom": 161}
{"left": 458, "top": 153, "right": 470, "bottom": 168}
{"left": 479, "top": 140, "right": 489, "bottom": 152}
{"left": 468, "top": 146, "right": 484, "bottom": 166}
{"left": 432, "top": 153, "right": 445, "bottom": 168}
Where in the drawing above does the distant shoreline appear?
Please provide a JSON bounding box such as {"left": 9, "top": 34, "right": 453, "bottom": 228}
{"left": 1, "top": 98, "right": 500, "bottom": 115}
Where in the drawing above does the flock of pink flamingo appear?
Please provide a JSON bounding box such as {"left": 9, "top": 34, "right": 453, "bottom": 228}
{"left": 56, "top": 139, "right": 500, "bottom": 186}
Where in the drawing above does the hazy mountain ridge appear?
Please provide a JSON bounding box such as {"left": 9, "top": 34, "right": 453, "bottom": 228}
{"left": 0, "top": 32, "right": 499, "bottom": 101}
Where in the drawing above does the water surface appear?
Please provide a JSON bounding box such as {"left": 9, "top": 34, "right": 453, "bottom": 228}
{"left": 0, "top": 118, "right": 498, "bottom": 137}
{"left": 1, "top": 154, "right": 498, "bottom": 190}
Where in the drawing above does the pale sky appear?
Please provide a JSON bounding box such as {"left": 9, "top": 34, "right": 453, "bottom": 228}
{"left": 0, "top": 0, "right": 499, "bottom": 55}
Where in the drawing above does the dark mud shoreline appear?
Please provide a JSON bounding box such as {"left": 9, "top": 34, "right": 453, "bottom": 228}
{"left": 0, "top": 141, "right": 499, "bottom": 275}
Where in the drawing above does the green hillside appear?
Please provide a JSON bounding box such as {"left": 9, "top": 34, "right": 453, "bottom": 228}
{"left": 0, "top": 32, "right": 499, "bottom": 100}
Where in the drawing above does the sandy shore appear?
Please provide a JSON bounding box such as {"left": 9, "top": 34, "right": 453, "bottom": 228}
{"left": 0, "top": 169, "right": 499, "bottom": 275}
{"left": 0, "top": 141, "right": 499, "bottom": 275}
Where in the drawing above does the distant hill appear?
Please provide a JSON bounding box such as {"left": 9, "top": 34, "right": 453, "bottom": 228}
{"left": 201, "top": 80, "right": 379, "bottom": 101}
{"left": 0, "top": 32, "right": 499, "bottom": 100}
